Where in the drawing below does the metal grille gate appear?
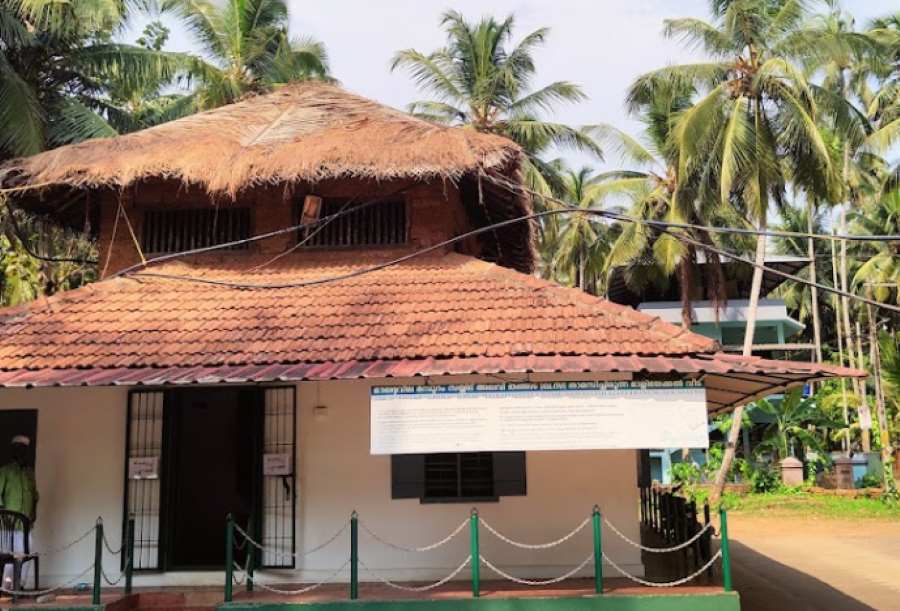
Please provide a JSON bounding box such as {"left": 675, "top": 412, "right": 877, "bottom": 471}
{"left": 125, "top": 390, "right": 164, "bottom": 570}
{"left": 124, "top": 387, "right": 296, "bottom": 571}
{"left": 261, "top": 387, "right": 297, "bottom": 568}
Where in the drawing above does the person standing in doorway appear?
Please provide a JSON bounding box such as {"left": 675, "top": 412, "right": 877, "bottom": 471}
{"left": 0, "top": 435, "right": 38, "bottom": 591}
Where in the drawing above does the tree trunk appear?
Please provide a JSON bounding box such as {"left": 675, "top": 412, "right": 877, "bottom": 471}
{"left": 865, "top": 286, "right": 897, "bottom": 495}
{"left": 806, "top": 199, "right": 822, "bottom": 364}
{"left": 830, "top": 236, "right": 851, "bottom": 453}
{"left": 679, "top": 257, "right": 694, "bottom": 329}
{"left": 839, "top": 209, "right": 871, "bottom": 451}
{"left": 711, "top": 218, "right": 766, "bottom": 505}
{"left": 856, "top": 321, "right": 871, "bottom": 452}
{"left": 577, "top": 246, "right": 585, "bottom": 290}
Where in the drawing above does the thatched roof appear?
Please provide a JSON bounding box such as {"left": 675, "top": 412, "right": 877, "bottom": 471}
{"left": 2, "top": 82, "right": 537, "bottom": 272}
{"left": 1, "top": 83, "right": 522, "bottom": 194}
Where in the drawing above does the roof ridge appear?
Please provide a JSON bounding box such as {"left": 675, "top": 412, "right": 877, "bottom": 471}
{"left": 459, "top": 255, "right": 717, "bottom": 352}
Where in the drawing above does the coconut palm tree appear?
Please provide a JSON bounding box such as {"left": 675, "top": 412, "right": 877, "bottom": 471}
{"left": 633, "top": 0, "right": 852, "bottom": 502}
{"left": 851, "top": 189, "right": 900, "bottom": 304}
{"left": 547, "top": 166, "right": 615, "bottom": 294}
{"left": 591, "top": 76, "right": 739, "bottom": 327}
{"left": 390, "top": 10, "right": 601, "bottom": 195}
{"left": 162, "top": 0, "right": 330, "bottom": 111}
{"left": 771, "top": 201, "right": 840, "bottom": 350}
{"left": 0, "top": 0, "right": 191, "bottom": 158}
{"left": 863, "top": 13, "right": 900, "bottom": 193}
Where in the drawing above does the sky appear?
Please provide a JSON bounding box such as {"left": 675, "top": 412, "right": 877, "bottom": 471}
{"left": 125, "top": 0, "right": 893, "bottom": 171}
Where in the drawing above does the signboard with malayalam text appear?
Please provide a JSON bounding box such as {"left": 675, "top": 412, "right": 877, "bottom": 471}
{"left": 370, "top": 381, "right": 709, "bottom": 455}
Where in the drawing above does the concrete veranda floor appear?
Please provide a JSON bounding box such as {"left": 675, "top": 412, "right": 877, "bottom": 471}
{"left": 729, "top": 515, "right": 900, "bottom": 610}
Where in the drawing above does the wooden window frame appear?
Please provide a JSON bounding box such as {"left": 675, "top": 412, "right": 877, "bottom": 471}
{"left": 140, "top": 207, "right": 252, "bottom": 255}
{"left": 391, "top": 452, "right": 526, "bottom": 504}
{"left": 296, "top": 196, "right": 409, "bottom": 249}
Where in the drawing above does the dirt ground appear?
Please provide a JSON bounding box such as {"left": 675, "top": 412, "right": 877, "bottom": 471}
{"left": 728, "top": 515, "right": 900, "bottom": 610}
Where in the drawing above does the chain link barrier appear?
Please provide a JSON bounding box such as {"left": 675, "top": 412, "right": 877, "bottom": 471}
{"left": 604, "top": 518, "right": 714, "bottom": 553}
{"left": 102, "top": 531, "right": 124, "bottom": 556}
{"left": 602, "top": 549, "right": 722, "bottom": 588}
{"left": 232, "top": 559, "right": 351, "bottom": 595}
{"left": 358, "top": 556, "right": 471, "bottom": 592}
{"left": 0, "top": 563, "right": 95, "bottom": 597}
{"left": 480, "top": 517, "right": 590, "bottom": 550}
{"left": 480, "top": 554, "right": 594, "bottom": 586}
{"left": 233, "top": 521, "right": 348, "bottom": 560}
{"left": 28, "top": 525, "right": 97, "bottom": 557}
{"left": 359, "top": 519, "right": 468, "bottom": 553}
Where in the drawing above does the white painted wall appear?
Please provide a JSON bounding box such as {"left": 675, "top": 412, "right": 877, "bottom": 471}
{"left": 0, "top": 373, "right": 643, "bottom": 589}
{"left": 0, "top": 387, "right": 128, "bottom": 587}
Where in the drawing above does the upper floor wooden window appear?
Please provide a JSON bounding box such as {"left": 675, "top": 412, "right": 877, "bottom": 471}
{"left": 299, "top": 198, "right": 407, "bottom": 248}
{"left": 142, "top": 208, "right": 251, "bottom": 254}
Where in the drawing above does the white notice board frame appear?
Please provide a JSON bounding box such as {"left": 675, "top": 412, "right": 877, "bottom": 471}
{"left": 370, "top": 380, "right": 708, "bottom": 454}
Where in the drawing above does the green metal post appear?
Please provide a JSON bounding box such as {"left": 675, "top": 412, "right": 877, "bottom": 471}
{"left": 592, "top": 506, "right": 603, "bottom": 595}
{"left": 470, "top": 509, "right": 480, "bottom": 598}
{"left": 125, "top": 517, "right": 135, "bottom": 595}
{"left": 92, "top": 519, "right": 103, "bottom": 605}
{"left": 225, "top": 514, "right": 234, "bottom": 603}
{"left": 246, "top": 515, "right": 255, "bottom": 593}
{"left": 720, "top": 508, "right": 732, "bottom": 592}
{"left": 246, "top": 547, "right": 254, "bottom": 592}
{"left": 350, "top": 511, "right": 359, "bottom": 600}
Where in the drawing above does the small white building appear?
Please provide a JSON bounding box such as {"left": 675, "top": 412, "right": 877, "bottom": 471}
{"left": 0, "top": 84, "right": 857, "bottom": 608}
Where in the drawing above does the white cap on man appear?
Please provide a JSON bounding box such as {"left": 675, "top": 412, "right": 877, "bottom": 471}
{"left": 11, "top": 435, "right": 30, "bottom": 446}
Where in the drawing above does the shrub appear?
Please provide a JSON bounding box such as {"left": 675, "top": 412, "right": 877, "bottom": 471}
{"left": 856, "top": 473, "right": 882, "bottom": 489}
{"left": 671, "top": 461, "right": 701, "bottom": 486}
{"left": 749, "top": 465, "right": 781, "bottom": 493}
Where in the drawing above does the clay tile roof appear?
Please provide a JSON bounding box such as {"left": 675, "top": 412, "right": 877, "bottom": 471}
{"left": 0, "top": 251, "right": 714, "bottom": 369}
{"left": 0, "top": 251, "right": 863, "bottom": 411}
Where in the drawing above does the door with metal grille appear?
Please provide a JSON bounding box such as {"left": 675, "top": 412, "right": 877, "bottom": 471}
{"left": 124, "top": 390, "right": 164, "bottom": 570}
{"left": 124, "top": 387, "right": 296, "bottom": 570}
{"left": 261, "top": 387, "right": 297, "bottom": 568}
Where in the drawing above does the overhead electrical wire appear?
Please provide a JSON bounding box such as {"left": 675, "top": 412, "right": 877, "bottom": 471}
{"left": 1, "top": 200, "right": 97, "bottom": 265}
{"left": 110, "top": 193, "right": 405, "bottom": 279}
{"left": 482, "top": 172, "right": 900, "bottom": 243}
{"left": 127, "top": 206, "right": 900, "bottom": 315}
{"left": 2, "top": 178, "right": 897, "bottom": 313}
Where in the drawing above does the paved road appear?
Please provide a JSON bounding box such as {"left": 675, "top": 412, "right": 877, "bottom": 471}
{"left": 729, "top": 516, "right": 900, "bottom": 610}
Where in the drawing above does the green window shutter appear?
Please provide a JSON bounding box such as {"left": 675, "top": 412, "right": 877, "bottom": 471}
{"left": 391, "top": 454, "right": 425, "bottom": 499}
{"left": 492, "top": 452, "right": 526, "bottom": 497}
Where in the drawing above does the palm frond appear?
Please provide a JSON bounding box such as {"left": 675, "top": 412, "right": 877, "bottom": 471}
{"left": 719, "top": 96, "right": 751, "bottom": 204}
{"left": 663, "top": 17, "right": 733, "bottom": 55}
{"left": 582, "top": 123, "right": 657, "bottom": 168}
{"left": 627, "top": 63, "right": 729, "bottom": 111}
{"left": 508, "top": 81, "right": 586, "bottom": 115}
{"left": 0, "top": 53, "right": 44, "bottom": 156}
{"left": 390, "top": 49, "right": 463, "bottom": 104}
{"left": 74, "top": 43, "right": 191, "bottom": 98}
{"left": 45, "top": 96, "right": 117, "bottom": 147}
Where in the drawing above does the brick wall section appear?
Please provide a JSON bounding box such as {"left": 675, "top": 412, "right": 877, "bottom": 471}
{"left": 96, "top": 178, "right": 476, "bottom": 277}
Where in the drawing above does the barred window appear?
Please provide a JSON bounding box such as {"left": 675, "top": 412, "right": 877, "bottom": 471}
{"left": 424, "top": 452, "right": 495, "bottom": 499}
{"left": 299, "top": 198, "right": 407, "bottom": 247}
{"left": 142, "top": 208, "right": 251, "bottom": 254}
{"left": 391, "top": 452, "right": 526, "bottom": 503}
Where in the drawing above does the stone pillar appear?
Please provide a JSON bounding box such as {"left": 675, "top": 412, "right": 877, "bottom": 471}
{"left": 780, "top": 456, "right": 804, "bottom": 487}
{"left": 834, "top": 456, "right": 855, "bottom": 489}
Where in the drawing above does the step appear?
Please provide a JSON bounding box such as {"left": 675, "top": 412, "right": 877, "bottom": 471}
{"left": 133, "top": 605, "right": 214, "bottom": 611}
{"left": 130, "top": 592, "right": 187, "bottom": 608}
